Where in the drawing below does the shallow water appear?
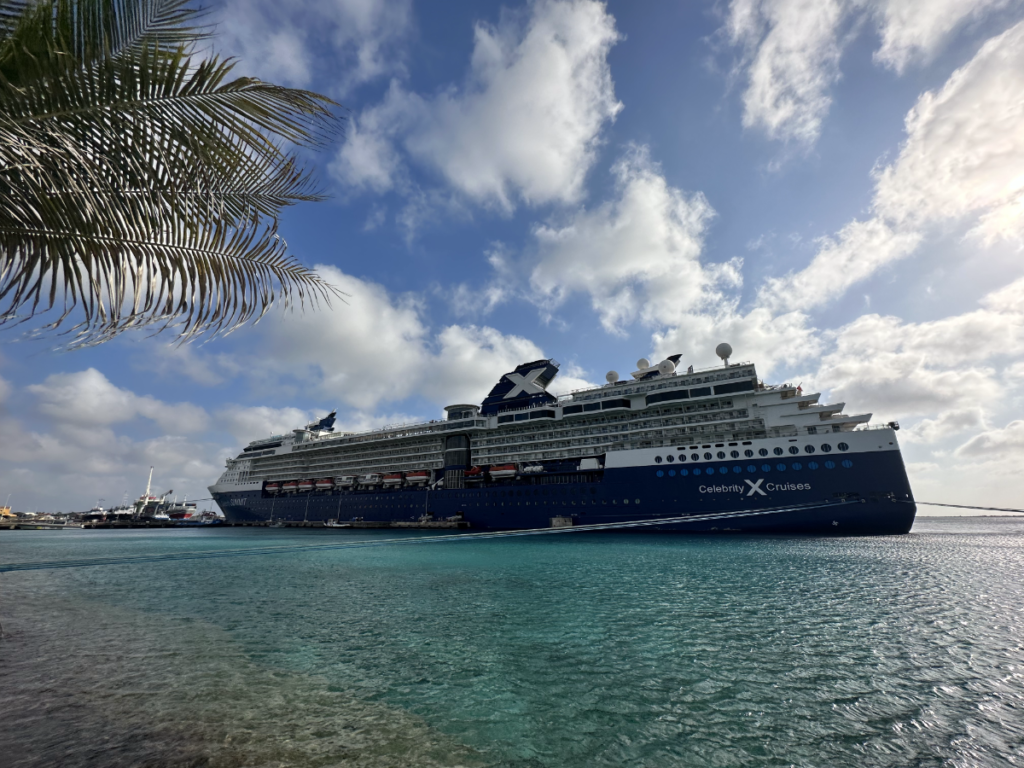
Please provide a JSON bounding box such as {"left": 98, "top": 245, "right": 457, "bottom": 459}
{"left": 2, "top": 518, "right": 1023, "bottom": 767}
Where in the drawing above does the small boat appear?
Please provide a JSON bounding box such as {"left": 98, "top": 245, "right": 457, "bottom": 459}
{"left": 297, "top": 479, "right": 314, "bottom": 492}
{"left": 489, "top": 463, "right": 517, "bottom": 480}
{"left": 315, "top": 478, "right": 334, "bottom": 491}
{"left": 282, "top": 480, "right": 298, "bottom": 493}
{"left": 382, "top": 473, "right": 403, "bottom": 487}
{"left": 265, "top": 482, "right": 281, "bottom": 494}
{"left": 359, "top": 473, "right": 382, "bottom": 486}
{"left": 337, "top": 475, "right": 356, "bottom": 487}
{"left": 405, "top": 470, "right": 430, "bottom": 485}
{"left": 465, "top": 466, "right": 484, "bottom": 482}
{"left": 325, "top": 519, "right": 351, "bottom": 528}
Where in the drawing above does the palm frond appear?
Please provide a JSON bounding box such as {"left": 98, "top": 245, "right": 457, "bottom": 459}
{"left": 0, "top": 0, "right": 345, "bottom": 347}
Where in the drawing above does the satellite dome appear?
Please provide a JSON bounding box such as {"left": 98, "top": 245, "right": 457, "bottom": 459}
{"left": 636, "top": 358, "right": 650, "bottom": 370}
{"left": 657, "top": 359, "right": 675, "bottom": 374}
{"left": 716, "top": 343, "right": 733, "bottom": 364}
{"left": 606, "top": 370, "right": 619, "bottom": 383}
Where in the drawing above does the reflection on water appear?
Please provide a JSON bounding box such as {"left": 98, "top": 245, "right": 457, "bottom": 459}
{"left": 2, "top": 518, "right": 1024, "bottom": 767}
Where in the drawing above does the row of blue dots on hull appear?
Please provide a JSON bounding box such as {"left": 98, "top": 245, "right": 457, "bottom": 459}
{"left": 656, "top": 459, "right": 853, "bottom": 477}
{"left": 655, "top": 442, "right": 850, "bottom": 464}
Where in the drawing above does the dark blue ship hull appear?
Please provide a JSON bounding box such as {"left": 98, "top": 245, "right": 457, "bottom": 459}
{"left": 213, "top": 449, "right": 916, "bottom": 535}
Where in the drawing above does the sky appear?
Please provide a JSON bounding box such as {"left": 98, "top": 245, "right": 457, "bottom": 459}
{"left": 2, "top": 0, "right": 1023, "bottom": 514}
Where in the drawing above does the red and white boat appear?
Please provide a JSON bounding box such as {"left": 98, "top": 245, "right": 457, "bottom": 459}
{"left": 315, "top": 478, "right": 334, "bottom": 491}
{"left": 382, "top": 473, "right": 403, "bottom": 487}
{"left": 405, "top": 470, "right": 430, "bottom": 485}
{"left": 489, "top": 464, "right": 517, "bottom": 480}
{"left": 297, "top": 479, "right": 314, "bottom": 492}
{"left": 265, "top": 482, "right": 281, "bottom": 494}
{"left": 465, "top": 466, "right": 484, "bottom": 482}
{"left": 282, "top": 480, "right": 298, "bottom": 493}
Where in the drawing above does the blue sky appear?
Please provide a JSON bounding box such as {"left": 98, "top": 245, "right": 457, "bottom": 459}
{"left": 2, "top": 0, "right": 1023, "bottom": 513}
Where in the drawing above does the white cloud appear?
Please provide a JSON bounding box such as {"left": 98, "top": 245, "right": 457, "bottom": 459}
{"left": 872, "top": 0, "right": 1015, "bottom": 73}
{"left": 255, "top": 265, "right": 580, "bottom": 412}
{"left": 761, "top": 20, "right": 1024, "bottom": 311}
{"left": 216, "top": 0, "right": 413, "bottom": 93}
{"left": 722, "top": 0, "right": 1021, "bottom": 145}
{"left": 955, "top": 418, "right": 1024, "bottom": 457}
{"left": 726, "top": 0, "right": 847, "bottom": 145}
{"left": 27, "top": 369, "right": 209, "bottom": 434}
{"left": 904, "top": 407, "right": 986, "bottom": 443}
{"left": 529, "top": 145, "right": 717, "bottom": 334}
{"left": 333, "top": 0, "right": 622, "bottom": 211}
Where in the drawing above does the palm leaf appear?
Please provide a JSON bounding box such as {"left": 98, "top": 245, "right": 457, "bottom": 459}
{"left": 0, "top": 0, "right": 344, "bottom": 347}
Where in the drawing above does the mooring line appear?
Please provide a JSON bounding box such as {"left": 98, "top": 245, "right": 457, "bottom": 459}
{"left": 910, "top": 501, "right": 1024, "bottom": 514}
{"left": 0, "top": 500, "right": 863, "bottom": 574}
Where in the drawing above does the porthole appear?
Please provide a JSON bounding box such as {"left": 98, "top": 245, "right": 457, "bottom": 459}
{"left": 747, "top": 465, "right": 757, "bottom": 473}
{"left": 668, "top": 470, "right": 676, "bottom": 477}
{"left": 678, "top": 455, "right": 686, "bottom": 463}
{"left": 841, "top": 459, "right": 853, "bottom": 469}
{"left": 719, "top": 467, "right": 728, "bottom": 475}
{"left": 680, "top": 469, "right": 689, "bottom": 477}
{"left": 733, "top": 466, "right": 742, "bottom": 474}
{"left": 717, "top": 451, "right": 726, "bottom": 459}
{"left": 821, "top": 443, "right": 832, "bottom": 453}
{"left": 666, "top": 455, "right": 675, "bottom": 463}
{"left": 808, "top": 461, "right": 819, "bottom": 470}
{"left": 761, "top": 464, "right": 771, "bottom": 472}
{"left": 655, "top": 456, "right": 663, "bottom": 464}
{"left": 744, "top": 449, "right": 754, "bottom": 458}
{"left": 774, "top": 447, "right": 784, "bottom": 456}
{"left": 704, "top": 452, "right": 713, "bottom": 460}
{"left": 838, "top": 442, "right": 849, "bottom": 451}
{"left": 759, "top": 448, "right": 768, "bottom": 457}
{"left": 635, "top": 499, "right": 640, "bottom": 505}
{"left": 824, "top": 460, "right": 835, "bottom": 469}
{"left": 776, "top": 463, "right": 786, "bottom": 471}
{"left": 731, "top": 450, "right": 740, "bottom": 459}
{"left": 789, "top": 446, "right": 799, "bottom": 455}
{"left": 691, "top": 453, "right": 700, "bottom": 461}
{"left": 804, "top": 445, "right": 815, "bottom": 454}
{"left": 624, "top": 499, "right": 630, "bottom": 505}
{"left": 693, "top": 468, "right": 702, "bottom": 476}
{"left": 792, "top": 462, "right": 802, "bottom": 470}
{"left": 656, "top": 470, "right": 664, "bottom": 478}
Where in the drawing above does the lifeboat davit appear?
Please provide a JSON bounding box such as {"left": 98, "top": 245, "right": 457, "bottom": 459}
{"left": 297, "top": 479, "right": 314, "bottom": 492}
{"left": 359, "top": 473, "right": 382, "bottom": 486}
{"left": 405, "top": 470, "right": 430, "bottom": 485}
{"left": 489, "top": 464, "right": 517, "bottom": 480}
{"left": 337, "top": 475, "right": 356, "bottom": 487}
{"left": 282, "top": 480, "right": 298, "bottom": 493}
{"left": 265, "top": 482, "right": 281, "bottom": 494}
{"left": 465, "top": 466, "right": 484, "bottom": 482}
{"left": 315, "top": 478, "right": 334, "bottom": 491}
{"left": 382, "top": 473, "right": 403, "bottom": 487}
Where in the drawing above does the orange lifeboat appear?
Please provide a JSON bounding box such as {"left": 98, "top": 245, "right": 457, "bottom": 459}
{"left": 297, "top": 479, "right": 314, "bottom": 492}
{"left": 265, "top": 482, "right": 281, "bottom": 494}
{"left": 383, "top": 473, "right": 403, "bottom": 487}
{"left": 405, "top": 470, "right": 430, "bottom": 485}
{"left": 282, "top": 480, "right": 298, "bottom": 493}
{"left": 489, "top": 464, "right": 517, "bottom": 480}
{"left": 465, "top": 466, "right": 484, "bottom": 482}
{"left": 315, "top": 478, "right": 334, "bottom": 491}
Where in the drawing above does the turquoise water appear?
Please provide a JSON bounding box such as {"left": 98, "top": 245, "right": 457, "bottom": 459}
{"left": 2, "top": 519, "right": 1024, "bottom": 767}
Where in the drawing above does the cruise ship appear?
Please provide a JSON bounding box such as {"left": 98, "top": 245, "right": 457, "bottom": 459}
{"left": 209, "top": 346, "right": 916, "bottom": 534}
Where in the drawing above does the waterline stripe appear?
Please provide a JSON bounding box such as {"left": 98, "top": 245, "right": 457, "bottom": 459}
{"left": 0, "top": 500, "right": 865, "bottom": 573}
